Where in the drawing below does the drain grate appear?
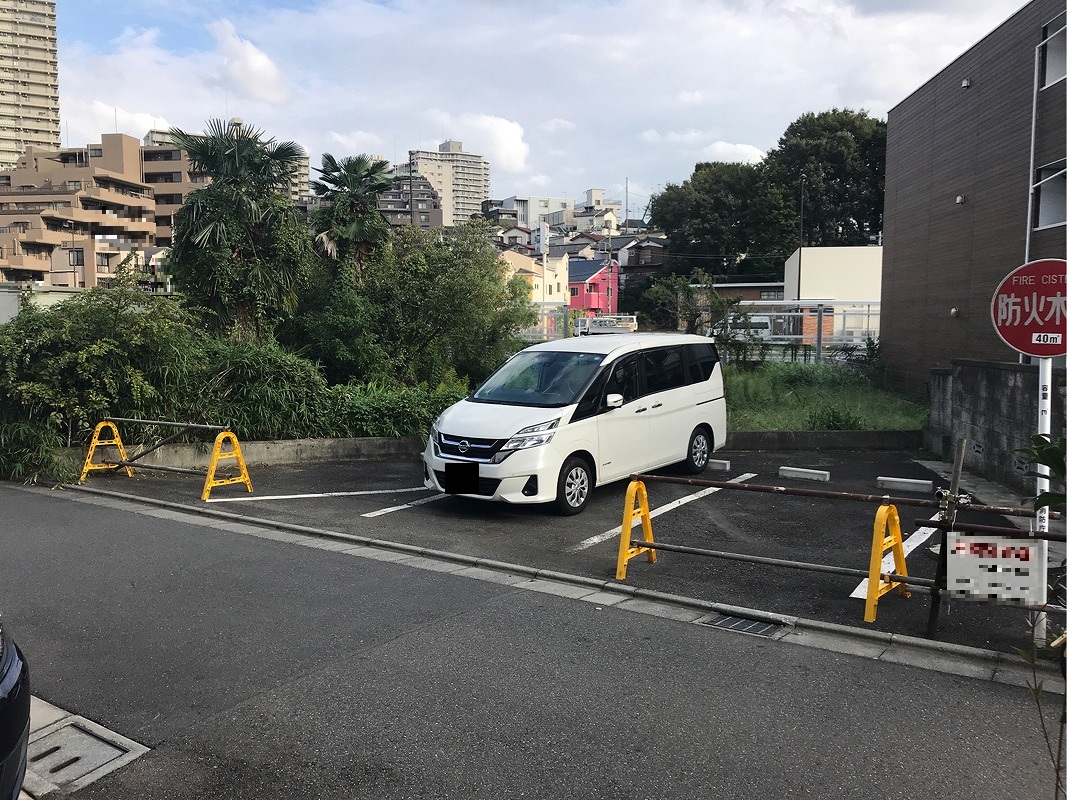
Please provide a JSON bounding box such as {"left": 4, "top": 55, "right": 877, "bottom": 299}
{"left": 23, "top": 716, "right": 149, "bottom": 796}
{"left": 695, "top": 612, "right": 786, "bottom": 638}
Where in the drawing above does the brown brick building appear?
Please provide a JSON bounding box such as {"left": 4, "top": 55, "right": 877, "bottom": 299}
{"left": 880, "top": 0, "right": 1066, "bottom": 390}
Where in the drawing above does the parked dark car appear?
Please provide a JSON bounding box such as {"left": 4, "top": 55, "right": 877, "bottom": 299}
{"left": 0, "top": 618, "right": 29, "bottom": 800}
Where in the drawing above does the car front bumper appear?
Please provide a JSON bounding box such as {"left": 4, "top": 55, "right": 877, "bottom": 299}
{"left": 422, "top": 439, "right": 564, "bottom": 505}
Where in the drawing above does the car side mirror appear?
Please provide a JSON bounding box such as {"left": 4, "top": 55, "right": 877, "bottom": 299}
{"left": 605, "top": 393, "right": 624, "bottom": 409}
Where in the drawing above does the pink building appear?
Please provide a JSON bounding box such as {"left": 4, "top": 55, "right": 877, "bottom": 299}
{"left": 567, "top": 258, "right": 619, "bottom": 316}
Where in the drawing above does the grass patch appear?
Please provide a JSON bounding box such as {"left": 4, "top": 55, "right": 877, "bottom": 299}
{"left": 725, "top": 362, "right": 928, "bottom": 432}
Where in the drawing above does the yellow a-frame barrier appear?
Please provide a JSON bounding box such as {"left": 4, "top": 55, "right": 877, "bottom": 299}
{"left": 201, "top": 431, "right": 253, "bottom": 501}
{"left": 80, "top": 421, "right": 134, "bottom": 481}
{"left": 616, "top": 480, "right": 656, "bottom": 580}
{"left": 80, "top": 419, "right": 252, "bottom": 502}
{"left": 864, "top": 503, "right": 911, "bottom": 622}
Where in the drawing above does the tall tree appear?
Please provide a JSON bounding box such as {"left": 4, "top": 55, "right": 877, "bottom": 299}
{"left": 309, "top": 153, "right": 393, "bottom": 282}
{"left": 762, "top": 108, "right": 886, "bottom": 247}
{"left": 361, "top": 221, "right": 537, "bottom": 385}
{"left": 167, "top": 120, "right": 313, "bottom": 338}
{"left": 649, "top": 161, "right": 794, "bottom": 279}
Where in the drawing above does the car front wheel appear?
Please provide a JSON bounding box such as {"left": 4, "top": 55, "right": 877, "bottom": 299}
{"left": 555, "top": 456, "right": 592, "bottom": 515}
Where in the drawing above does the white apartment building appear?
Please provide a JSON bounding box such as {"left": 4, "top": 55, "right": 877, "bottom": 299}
{"left": 0, "top": 0, "right": 60, "bottom": 168}
{"left": 409, "top": 140, "right": 490, "bottom": 226}
{"left": 501, "top": 194, "right": 571, "bottom": 229}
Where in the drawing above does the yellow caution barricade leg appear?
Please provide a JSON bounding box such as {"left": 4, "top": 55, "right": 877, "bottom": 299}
{"left": 616, "top": 480, "right": 656, "bottom": 580}
{"left": 201, "top": 431, "right": 253, "bottom": 501}
{"left": 80, "top": 421, "right": 134, "bottom": 482}
{"left": 864, "top": 503, "right": 911, "bottom": 622}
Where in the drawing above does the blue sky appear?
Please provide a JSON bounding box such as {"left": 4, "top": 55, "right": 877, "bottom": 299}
{"left": 56, "top": 0, "right": 1027, "bottom": 214}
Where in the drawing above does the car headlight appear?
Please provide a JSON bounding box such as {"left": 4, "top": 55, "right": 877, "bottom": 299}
{"left": 429, "top": 416, "right": 442, "bottom": 443}
{"left": 499, "top": 419, "right": 559, "bottom": 452}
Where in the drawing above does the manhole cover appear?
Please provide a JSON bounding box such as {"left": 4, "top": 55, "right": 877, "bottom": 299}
{"left": 23, "top": 717, "right": 148, "bottom": 795}
{"left": 695, "top": 612, "right": 786, "bottom": 638}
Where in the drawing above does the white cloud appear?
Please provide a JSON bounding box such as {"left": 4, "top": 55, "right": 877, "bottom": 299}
{"left": 207, "top": 19, "right": 288, "bottom": 105}
{"left": 426, "top": 111, "right": 530, "bottom": 173}
{"left": 54, "top": 0, "right": 1028, "bottom": 198}
{"left": 700, "top": 142, "right": 765, "bottom": 164}
{"left": 327, "top": 130, "right": 386, "bottom": 156}
{"left": 540, "top": 118, "right": 576, "bottom": 133}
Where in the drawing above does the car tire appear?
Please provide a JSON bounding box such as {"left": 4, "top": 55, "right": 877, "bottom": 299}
{"left": 684, "top": 426, "right": 712, "bottom": 474}
{"left": 555, "top": 456, "right": 592, "bottom": 515}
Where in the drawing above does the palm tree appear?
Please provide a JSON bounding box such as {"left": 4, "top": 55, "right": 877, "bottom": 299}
{"left": 169, "top": 119, "right": 306, "bottom": 249}
{"left": 166, "top": 120, "right": 312, "bottom": 339}
{"left": 310, "top": 153, "right": 393, "bottom": 281}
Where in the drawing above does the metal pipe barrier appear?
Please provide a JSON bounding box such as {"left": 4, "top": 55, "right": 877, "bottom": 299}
{"left": 80, "top": 418, "right": 252, "bottom": 501}
{"left": 618, "top": 441, "right": 1059, "bottom": 637}
{"left": 621, "top": 539, "right": 935, "bottom": 588}
{"left": 628, "top": 472, "right": 1056, "bottom": 519}
{"left": 914, "top": 518, "right": 1066, "bottom": 542}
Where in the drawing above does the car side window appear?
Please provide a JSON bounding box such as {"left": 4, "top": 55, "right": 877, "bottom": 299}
{"left": 684, "top": 343, "right": 720, "bottom": 383}
{"left": 643, "top": 347, "right": 686, "bottom": 394}
{"left": 603, "top": 356, "right": 641, "bottom": 404}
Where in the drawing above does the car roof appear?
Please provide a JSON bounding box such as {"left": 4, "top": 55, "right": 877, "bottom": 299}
{"left": 522, "top": 333, "right": 712, "bottom": 357}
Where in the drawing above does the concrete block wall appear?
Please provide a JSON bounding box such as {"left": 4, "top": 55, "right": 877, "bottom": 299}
{"left": 926, "top": 359, "right": 1066, "bottom": 494}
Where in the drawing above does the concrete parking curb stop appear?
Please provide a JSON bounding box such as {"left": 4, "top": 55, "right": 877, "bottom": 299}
{"left": 56, "top": 483, "right": 1064, "bottom": 693}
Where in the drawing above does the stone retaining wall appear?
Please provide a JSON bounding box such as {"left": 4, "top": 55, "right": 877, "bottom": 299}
{"left": 925, "top": 359, "right": 1067, "bottom": 494}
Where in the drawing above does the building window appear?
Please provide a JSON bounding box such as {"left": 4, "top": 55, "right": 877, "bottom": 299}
{"left": 570, "top": 287, "right": 579, "bottom": 297}
{"left": 1041, "top": 26, "right": 1066, "bottom": 87}
{"left": 607, "top": 287, "right": 613, "bottom": 297}
{"left": 69, "top": 248, "right": 83, "bottom": 266}
{"left": 548, "top": 285, "right": 553, "bottom": 295}
{"left": 96, "top": 252, "right": 108, "bottom": 267}
{"left": 419, "top": 213, "right": 429, "bottom": 224}
{"left": 760, "top": 290, "right": 785, "bottom": 300}
{"left": 1034, "top": 161, "right": 1066, "bottom": 228}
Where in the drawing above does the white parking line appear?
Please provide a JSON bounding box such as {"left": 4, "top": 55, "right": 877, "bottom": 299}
{"left": 361, "top": 493, "right": 448, "bottom": 517}
{"left": 206, "top": 487, "right": 430, "bottom": 503}
{"left": 566, "top": 472, "right": 759, "bottom": 552}
{"left": 849, "top": 513, "right": 940, "bottom": 598}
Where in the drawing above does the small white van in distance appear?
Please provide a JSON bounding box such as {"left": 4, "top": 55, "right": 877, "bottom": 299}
{"left": 422, "top": 333, "right": 726, "bottom": 514}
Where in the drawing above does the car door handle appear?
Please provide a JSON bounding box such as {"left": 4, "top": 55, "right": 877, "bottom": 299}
{"left": 634, "top": 406, "right": 647, "bottom": 413}
{"left": 651, "top": 402, "right": 663, "bottom": 409}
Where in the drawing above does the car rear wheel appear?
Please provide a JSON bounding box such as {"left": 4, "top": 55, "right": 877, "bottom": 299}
{"left": 555, "top": 456, "right": 592, "bottom": 515}
{"left": 684, "top": 426, "right": 711, "bottom": 474}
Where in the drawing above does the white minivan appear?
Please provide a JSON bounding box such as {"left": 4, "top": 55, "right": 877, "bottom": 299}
{"left": 422, "top": 333, "right": 726, "bottom": 514}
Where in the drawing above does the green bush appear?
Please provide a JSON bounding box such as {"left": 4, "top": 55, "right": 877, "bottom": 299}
{"left": 807, "top": 403, "right": 865, "bottom": 431}
{"left": 725, "top": 361, "right": 926, "bottom": 432}
{"left": 322, "top": 381, "right": 467, "bottom": 438}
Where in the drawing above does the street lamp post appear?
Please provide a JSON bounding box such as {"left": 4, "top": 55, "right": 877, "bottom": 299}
{"left": 798, "top": 173, "right": 806, "bottom": 300}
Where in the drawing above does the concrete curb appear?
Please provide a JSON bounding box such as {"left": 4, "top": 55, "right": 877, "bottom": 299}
{"left": 65, "top": 429, "right": 926, "bottom": 471}
{"left": 726, "top": 430, "right": 924, "bottom": 451}
{"left": 60, "top": 482, "right": 1062, "bottom": 690}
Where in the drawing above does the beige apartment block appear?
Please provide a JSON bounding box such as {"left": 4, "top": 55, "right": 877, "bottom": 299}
{"left": 0, "top": 0, "right": 60, "bottom": 168}
{"left": 0, "top": 133, "right": 155, "bottom": 287}
{"left": 408, "top": 140, "right": 490, "bottom": 226}
{"left": 140, "top": 128, "right": 206, "bottom": 248}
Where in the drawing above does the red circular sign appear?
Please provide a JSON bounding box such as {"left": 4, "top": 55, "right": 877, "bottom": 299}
{"left": 990, "top": 259, "right": 1067, "bottom": 358}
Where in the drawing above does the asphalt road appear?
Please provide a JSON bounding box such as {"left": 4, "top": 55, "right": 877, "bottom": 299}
{"left": 1, "top": 477, "right": 1060, "bottom": 799}
{"left": 72, "top": 448, "right": 1054, "bottom": 656}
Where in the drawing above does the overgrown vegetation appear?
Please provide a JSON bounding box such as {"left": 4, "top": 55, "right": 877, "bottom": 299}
{"left": 725, "top": 362, "right": 927, "bottom": 431}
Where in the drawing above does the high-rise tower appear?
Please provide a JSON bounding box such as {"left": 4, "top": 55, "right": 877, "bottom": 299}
{"left": 0, "top": 0, "right": 60, "bottom": 168}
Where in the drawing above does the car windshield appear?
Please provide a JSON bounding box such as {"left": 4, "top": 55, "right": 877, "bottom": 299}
{"left": 471, "top": 350, "right": 605, "bottom": 407}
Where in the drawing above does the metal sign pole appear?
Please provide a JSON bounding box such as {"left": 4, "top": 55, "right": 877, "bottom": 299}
{"left": 1033, "top": 356, "right": 1052, "bottom": 643}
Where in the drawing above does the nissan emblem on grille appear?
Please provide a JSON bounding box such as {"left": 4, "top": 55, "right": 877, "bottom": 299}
{"left": 458, "top": 440, "right": 469, "bottom": 453}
